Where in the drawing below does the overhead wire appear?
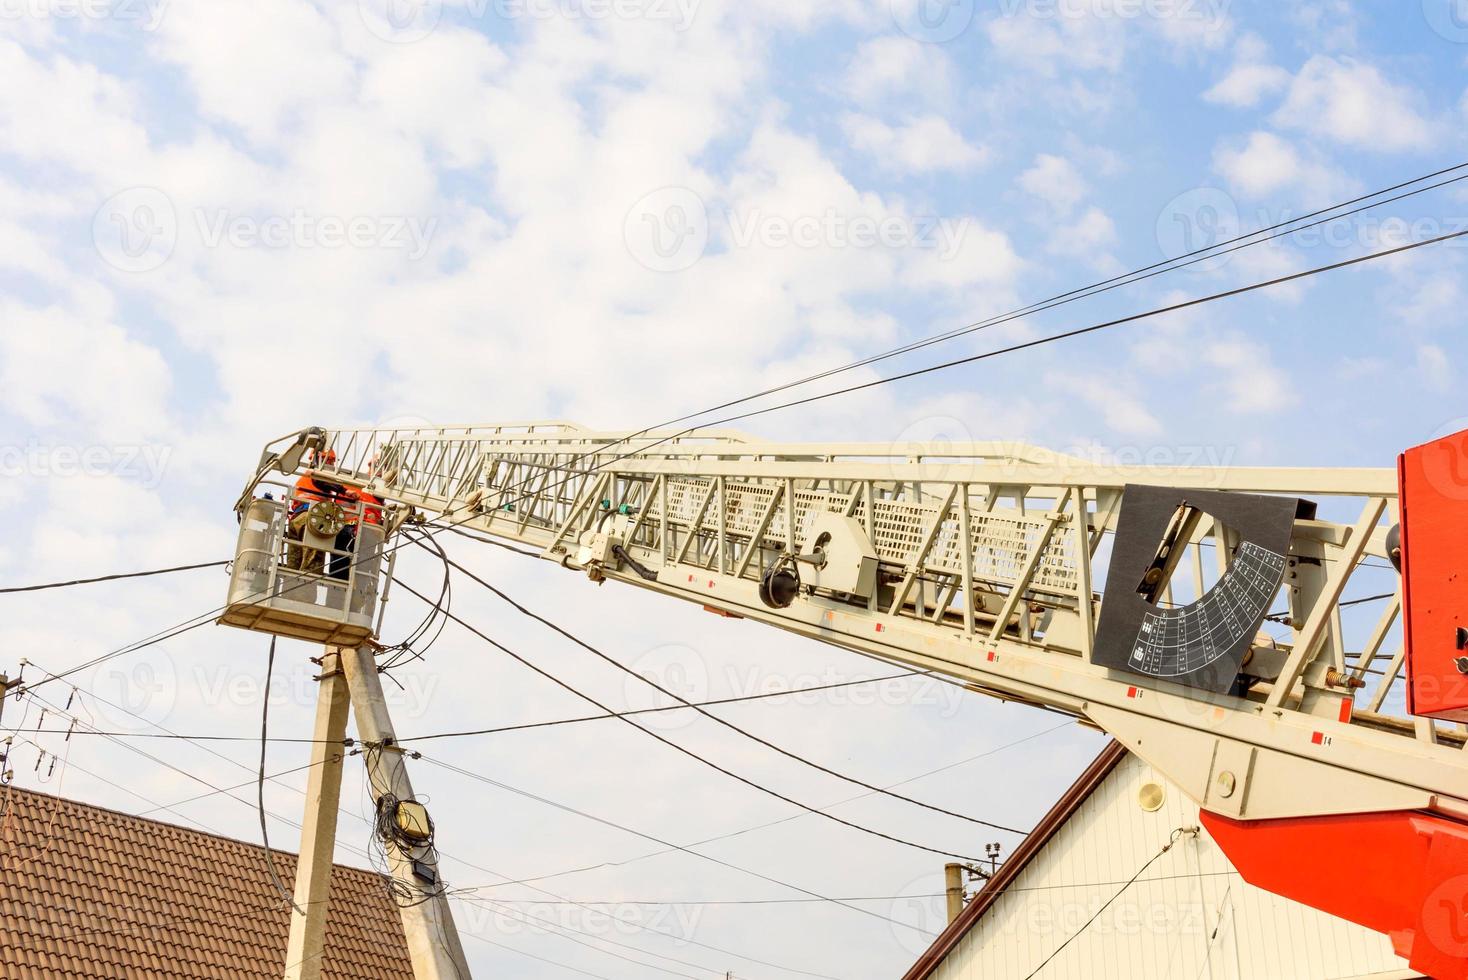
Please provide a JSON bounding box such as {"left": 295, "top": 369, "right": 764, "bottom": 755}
{"left": 471, "top": 720, "right": 1070, "bottom": 894}
{"left": 395, "top": 575, "right": 987, "bottom": 862}
{"left": 257, "top": 637, "right": 306, "bottom": 914}
{"left": 419, "top": 533, "right": 1027, "bottom": 836}
{"left": 1019, "top": 826, "right": 1199, "bottom": 980}
{"left": 417, "top": 750, "right": 939, "bottom": 936}
{"left": 15, "top": 664, "right": 831, "bottom": 980}
{"left": 468, "top": 160, "right": 1468, "bottom": 517}
{"left": 0, "top": 560, "right": 231, "bottom": 594}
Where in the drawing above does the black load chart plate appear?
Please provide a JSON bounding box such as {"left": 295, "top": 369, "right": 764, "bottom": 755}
{"left": 1093, "top": 485, "right": 1303, "bottom": 693}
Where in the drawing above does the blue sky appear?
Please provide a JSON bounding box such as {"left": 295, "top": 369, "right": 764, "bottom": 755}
{"left": 0, "top": 1, "right": 1465, "bottom": 977}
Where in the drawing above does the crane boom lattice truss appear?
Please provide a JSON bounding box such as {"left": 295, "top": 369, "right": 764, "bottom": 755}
{"left": 244, "top": 421, "right": 1468, "bottom": 979}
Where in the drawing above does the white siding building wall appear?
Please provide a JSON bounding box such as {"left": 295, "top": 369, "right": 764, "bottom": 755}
{"left": 927, "top": 753, "right": 1416, "bottom": 980}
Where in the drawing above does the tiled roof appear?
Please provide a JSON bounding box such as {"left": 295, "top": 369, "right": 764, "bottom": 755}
{"left": 0, "top": 785, "right": 414, "bottom": 979}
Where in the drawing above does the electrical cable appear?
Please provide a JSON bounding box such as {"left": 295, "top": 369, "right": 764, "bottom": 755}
{"left": 398, "top": 668, "right": 929, "bottom": 742}
{"left": 257, "top": 637, "right": 306, "bottom": 914}
{"left": 472, "top": 720, "right": 1069, "bottom": 894}
{"left": 0, "top": 560, "right": 231, "bottom": 594}
{"left": 18, "top": 662, "right": 824, "bottom": 980}
{"left": 416, "top": 751, "right": 940, "bottom": 936}
{"left": 468, "top": 159, "right": 1468, "bottom": 518}
{"left": 456, "top": 897, "right": 713, "bottom": 980}
{"left": 1019, "top": 826, "right": 1198, "bottom": 980}
{"left": 422, "top": 535, "right": 1027, "bottom": 835}
{"left": 395, "top": 575, "right": 985, "bottom": 862}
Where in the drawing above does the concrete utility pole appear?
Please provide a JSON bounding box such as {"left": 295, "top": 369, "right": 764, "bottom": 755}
{"left": 944, "top": 863, "right": 965, "bottom": 924}
{"left": 338, "top": 643, "right": 471, "bottom": 978}
{"left": 280, "top": 645, "right": 470, "bottom": 980}
{"left": 284, "top": 649, "right": 352, "bottom": 980}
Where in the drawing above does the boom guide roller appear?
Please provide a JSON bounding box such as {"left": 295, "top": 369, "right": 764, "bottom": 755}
{"left": 231, "top": 420, "right": 1468, "bottom": 978}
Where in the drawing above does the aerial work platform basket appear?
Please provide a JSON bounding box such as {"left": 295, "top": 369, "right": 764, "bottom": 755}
{"left": 218, "top": 484, "right": 385, "bottom": 647}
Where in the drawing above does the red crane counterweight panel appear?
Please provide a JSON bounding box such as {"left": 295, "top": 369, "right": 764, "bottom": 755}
{"left": 1400, "top": 428, "right": 1468, "bottom": 722}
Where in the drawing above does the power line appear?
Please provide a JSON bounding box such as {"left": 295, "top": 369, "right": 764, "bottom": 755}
{"left": 1019, "top": 826, "right": 1198, "bottom": 980}
{"left": 11, "top": 669, "right": 928, "bottom": 743}
{"left": 17, "top": 661, "right": 840, "bottom": 979}
{"left": 257, "top": 637, "right": 304, "bottom": 914}
{"left": 424, "top": 214, "right": 1468, "bottom": 540}
{"left": 453, "top": 898, "right": 713, "bottom": 980}
{"left": 470, "top": 159, "right": 1468, "bottom": 517}
{"left": 417, "top": 751, "right": 939, "bottom": 937}
{"left": 472, "top": 720, "right": 1070, "bottom": 895}
{"left": 704, "top": 226, "right": 1468, "bottom": 431}
{"left": 426, "top": 536, "right": 1028, "bottom": 836}
{"left": 0, "top": 560, "right": 230, "bottom": 595}
{"left": 395, "top": 575, "right": 986, "bottom": 863}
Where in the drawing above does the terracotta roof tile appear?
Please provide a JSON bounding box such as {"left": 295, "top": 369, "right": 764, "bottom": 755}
{"left": 0, "top": 786, "right": 414, "bottom": 979}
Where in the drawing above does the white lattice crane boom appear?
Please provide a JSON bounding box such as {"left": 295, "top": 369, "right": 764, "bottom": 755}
{"left": 228, "top": 421, "right": 1468, "bottom": 980}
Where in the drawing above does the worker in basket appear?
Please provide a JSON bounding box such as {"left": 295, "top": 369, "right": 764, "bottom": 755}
{"left": 286, "top": 449, "right": 366, "bottom": 579}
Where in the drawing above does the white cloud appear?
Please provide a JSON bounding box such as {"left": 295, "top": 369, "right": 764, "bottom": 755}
{"left": 840, "top": 36, "right": 953, "bottom": 105}
{"left": 840, "top": 114, "right": 988, "bottom": 174}
{"left": 1019, "top": 153, "right": 1088, "bottom": 215}
{"left": 1204, "top": 62, "right": 1290, "bottom": 108}
{"left": 1046, "top": 372, "right": 1162, "bottom": 438}
{"left": 1273, "top": 56, "right": 1433, "bottom": 152}
{"left": 1204, "top": 337, "right": 1294, "bottom": 412}
{"left": 1418, "top": 344, "right": 1451, "bottom": 391}
{"left": 1212, "top": 130, "right": 1355, "bottom": 204}
{"left": 0, "top": 302, "right": 172, "bottom": 440}
{"left": 152, "top": 0, "right": 355, "bottom": 145}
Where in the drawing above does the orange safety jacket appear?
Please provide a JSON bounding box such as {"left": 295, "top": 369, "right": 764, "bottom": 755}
{"left": 291, "top": 474, "right": 362, "bottom": 524}
{"left": 352, "top": 487, "right": 384, "bottom": 527}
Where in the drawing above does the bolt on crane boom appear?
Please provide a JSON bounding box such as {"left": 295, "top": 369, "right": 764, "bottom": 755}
{"left": 225, "top": 421, "right": 1468, "bottom": 979}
